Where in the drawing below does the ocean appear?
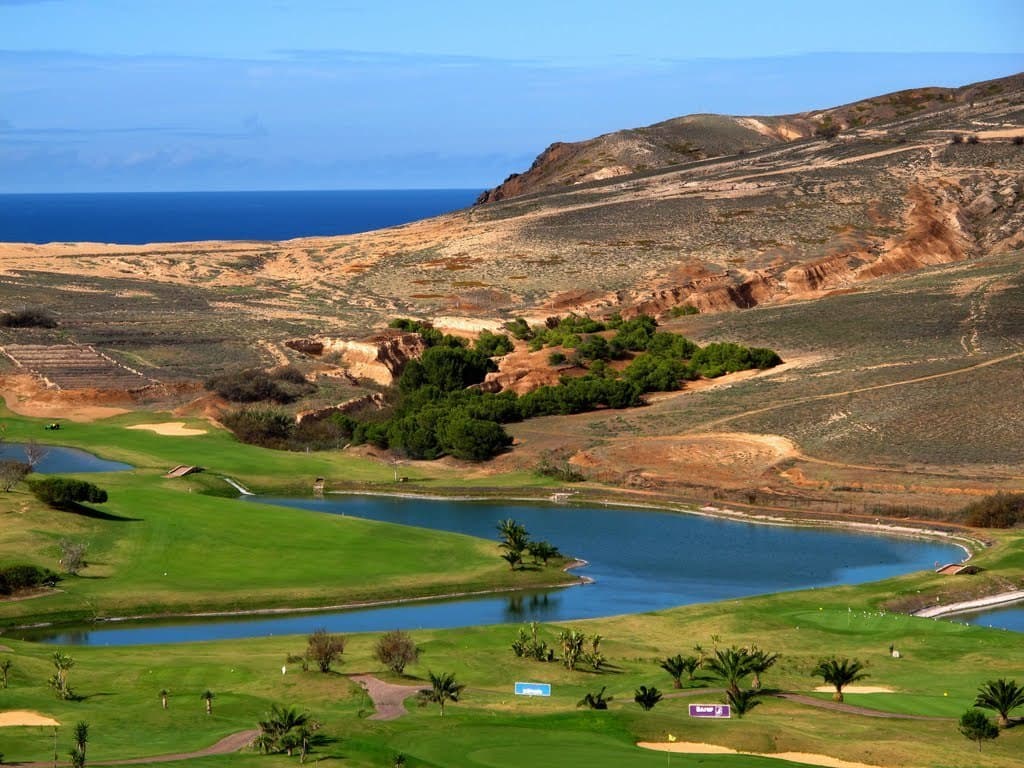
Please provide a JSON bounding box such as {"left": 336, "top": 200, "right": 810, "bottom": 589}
{"left": 0, "top": 189, "right": 480, "bottom": 245}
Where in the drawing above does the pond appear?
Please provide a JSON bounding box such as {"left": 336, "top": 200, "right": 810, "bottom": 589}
{"left": 953, "top": 604, "right": 1024, "bottom": 632}
{"left": 20, "top": 494, "right": 965, "bottom": 646}
{"left": 0, "top": 443, "right": 132, "bottom": 474}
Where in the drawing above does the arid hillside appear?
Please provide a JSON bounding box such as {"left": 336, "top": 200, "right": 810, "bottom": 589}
{"left": 476, "top": 72, "right": 1024, "bottom": 202}
{"left": 1, "top": 73, "right": 1023, "bottom": 514}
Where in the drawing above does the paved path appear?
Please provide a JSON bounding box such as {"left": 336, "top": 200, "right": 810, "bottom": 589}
{"left": 350, "top": 674, "right": 423, "bottom": 720}
{"left": 16, "top": 730, "right": 260, "bottom": 767}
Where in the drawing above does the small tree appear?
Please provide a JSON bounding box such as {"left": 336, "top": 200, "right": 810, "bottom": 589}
{"left": 501, "top": 550, "right": 522, "bottom": 570}
{"left": 59, "top": 540, "right": 88, "bottom": 575}
{"left": 559, "top": 629, "right": 585, "bottom": 671}
{"left": 634, "top": 685, "right": 663, "bottom": 711}
{"left": 0, "top": 460, "right": 30, "bottom": 492}
{"left": 306, "top": 628, "right": 345, "bottom": 673}
{"left": 159, "top": 688, "right": 169, "bottom": 710}
{"left": 974, "top": 678, "right": 1024, "bottom": 728}
{"left": 511, "top": 622, "right": 554, "bottom": 662}
{"left": 577, "top": 686, "right": 612, "bottom": 710}
{"left": 374, "top": 630, "right": 419, "bottom": 675}
{"left": 959, "top": 709, "right": 999, "bottom": 751}
{"left": 202, "top": 689, "right": 215, "bottom": 715}
{"left": 811, "top": 657, "right": 868, "bottom": 702}
{"left": 1, "top": 658, "right": 12, "bottom": 688}
{"left": 705, "top": 646, "right": 754, "bottom": 697}
{"left": 419, "top": 671, "right": 464, "bottom": 717}
{"left": 727, "top": 688, "right": 762, "bottom": 718}
{"left": 69, "top": 747, "right": 85, "bottom": 768}
{"left": 748, "top": 647, "right": 779, "bottom": 689}
{"left": 49, "top": 651, "right": 74, "bottom": 699}
{"left": 660, "top": 654, "right": 700, "bottom": 688}
{"left": 24, "top": 440, "right": 48, "bottom": 469}
{"left": 73, "top": 721, "right": 88, "bottom": 759}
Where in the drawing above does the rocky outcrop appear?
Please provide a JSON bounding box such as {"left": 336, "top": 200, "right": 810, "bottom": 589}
{"left": 285, "top": 330, "right": 426, "bottom": 386}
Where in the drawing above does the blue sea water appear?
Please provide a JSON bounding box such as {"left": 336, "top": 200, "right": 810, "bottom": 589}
{"left": 0, "top": 189, "right": 480, "bottom": 245}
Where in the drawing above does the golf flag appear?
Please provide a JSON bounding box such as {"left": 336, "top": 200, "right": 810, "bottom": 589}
{"left": 668, "top": 734, "right": 677, "bottom": 742}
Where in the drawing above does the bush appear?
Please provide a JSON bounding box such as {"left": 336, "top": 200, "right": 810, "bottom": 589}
{"left": 474, "top": 330, "right": 514, "bottom": 357}
{"left": 221, "top": 408, "right": 295, "bottom": 448}
{"left": 951, "top": 134, "right": 965, "bottom": 144}
{"left": 0, "top": 564, "right": 60, "bottom": 595}
{"left": 1013, "top": 135, "right": 1024, "bottom": 146}
{"left": 503, "top": 317, "right": 534, "bottom": 340}
{"left": 28, "top": 477, "right": 107, "bottom": 509}
{"left": 205, "top": 369, "right": 297, "bottom": 404}
{"left": 548, "top": 352, "right": 567, "bottom": 365}
{"left": 670, "top": 304, "right": 700, "bottom": 317}
{"left": 0, "top": 306, "right": 57, "bottom": 328}
{"left": 374, "top": 630, "right": 419, "bottom": 674}
{"left": 967, "top": 134, "right": 980, "bottom": 145}
{"left": 437, "top": 413, "right": 513, "bottom": 460}
{"left": 962, "top": 493, "right": 1024, "bottom": 528}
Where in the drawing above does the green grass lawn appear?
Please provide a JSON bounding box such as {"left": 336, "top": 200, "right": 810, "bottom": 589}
{"left": 0, "top": 407, "right": 574, "bottom": 626}
{"left": 1, "top": 587, "right": 1022, "bottom": 767}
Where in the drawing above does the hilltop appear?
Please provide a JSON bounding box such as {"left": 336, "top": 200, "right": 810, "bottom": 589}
{"left": 477, "top": 72, "right": 1024, "bottom": 202}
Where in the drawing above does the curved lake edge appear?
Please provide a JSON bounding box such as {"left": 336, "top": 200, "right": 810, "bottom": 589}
{"left": 327, "top": 489, "right": 981, "bottom": 560}
{"left": 2, "top": 559, "right": 592, "bottom": 633}
{"left": 3, "top": 487, "right": 981, "bottom": 635}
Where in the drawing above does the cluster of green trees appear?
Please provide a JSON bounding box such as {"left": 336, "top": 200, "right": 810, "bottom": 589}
{"left": 961, "top": 492, "right": 1024, "bottom": 528}
{"left": 222, "top": 314, "right": 780, "bottom": 461}
{"left": 255, "top": 704, "right": 321, "bottom": 760}
{"left": 960, "top": 678, "right": 1024, "bottom": 751}
{"left": 509, "top": 622, "right": 605, "bottom": 672}
{"left": 0, "top": 563, "right": 60, "bottom": 595}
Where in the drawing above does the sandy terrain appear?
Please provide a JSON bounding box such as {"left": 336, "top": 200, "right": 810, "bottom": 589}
{"left": 814, "top": 685, "right": 895, "bottom": 694}
{"left": 0, "top": 376, "right": 130, "bottom": 421}
{"left": 0, "top": 710, "right": 60, "bottom": 727}
{"left": 126, "top": 422, "right": 207, "bottom": 436}
{"left": 637, "top": 742, "right": 885, "bottom": 768}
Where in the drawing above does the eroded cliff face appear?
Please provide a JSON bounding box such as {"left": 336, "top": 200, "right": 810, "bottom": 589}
{"left": 285, "top": 330, "right": 426, "bottom": 386}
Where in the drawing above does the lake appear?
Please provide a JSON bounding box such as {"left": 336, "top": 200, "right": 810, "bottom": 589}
{"left": 0, "top": 443, "right": 132, "bottom": 474}
{"left": 19, "top": 494, "right": 964, "bottom": 645}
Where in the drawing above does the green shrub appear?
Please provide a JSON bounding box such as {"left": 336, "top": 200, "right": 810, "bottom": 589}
{"left": 474, "top": 330, "right": 514, "bottom": 357}
{"left": 205, "top": 369, "right": 300, "bottom": 404}
{"left": 0, "top": 564, "right": 60, "bottom": 595}
{"left": 28, "top": 477, "right": 108, "bottom": 509}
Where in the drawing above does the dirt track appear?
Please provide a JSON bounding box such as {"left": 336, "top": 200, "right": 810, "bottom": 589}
{"left": 18, "top": 729, "right": 260, "bottom": 767}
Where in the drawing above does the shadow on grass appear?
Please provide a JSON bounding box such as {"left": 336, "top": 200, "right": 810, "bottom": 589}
{"left": 61, "top": 503, "right": 141, "bottom": 522}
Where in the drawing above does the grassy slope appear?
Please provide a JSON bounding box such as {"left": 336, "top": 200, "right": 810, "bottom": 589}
{"left": 0, "top": 586, "right": 1022, "bottom": 766}
{"left": 0, "top": 407, "right": 573, "bottom": 625}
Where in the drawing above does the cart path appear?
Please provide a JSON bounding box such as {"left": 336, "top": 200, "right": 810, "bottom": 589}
{"left": 665, "top": 687, "right": 949, "bottom": 720}
{"left": 15, "top": 729, "right": 260, "bottom": 767}
{"left": 350, "top": 673, "right": 423, "bottom": 720}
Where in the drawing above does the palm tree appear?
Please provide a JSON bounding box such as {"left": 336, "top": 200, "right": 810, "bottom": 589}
{"left": 497, "top": 519, "right": 529, "bottom": 555}
{"left": 50, "top": 651, "right": 74, "bottom": 699}
{"left": 704, "top": 646, "right": 754, "bottom": 696}
{"left": 660, "top": 654, "right": 700, "bottom": 688}
{"left": 0, "top": 658, "right": 11, "bottom": 688}
{"left": 727, "top": 688, "right": 762, "bottom": 718}
{"left": 974, "top": 678, "right": 1024, "bottom": 728}
{"left": 811, "top": 657, "right": 868, "bottom": 702}
{"left": 73, "top": 721, "right": 88, "bottom": 759}
{"left": 201, "top": 689, "right": 215, "bottom": 715}
{"left": 577, "top": 686, "right": 613, "bottom": 710}
{"left": 501, "top": 550, "right": 522, "bottom": 570}
{"left": 634, "top": 685, "right": 663, "bottom": 711}
{"left": 747, "top": 647, "right": 780, "bottom": 689}
{"left": 420, "top": 671, "right": 464, "bottom": 717}
{"left": 158, "top": 689, "right": 169, "bottom": 710}
{"left": 257, "top": 704, "right": 313, "bottom": 756}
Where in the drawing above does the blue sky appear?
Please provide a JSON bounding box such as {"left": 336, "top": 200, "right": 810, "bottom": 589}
{"left": 1, "top": 0, "right": 1022, "bottom": 192}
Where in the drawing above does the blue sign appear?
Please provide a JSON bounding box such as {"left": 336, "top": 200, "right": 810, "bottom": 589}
{"left": 689, "top": 703, "right": 731, "bottom": 718}
{"left": 515, "top": 681, "right": 551, "bottom": 697}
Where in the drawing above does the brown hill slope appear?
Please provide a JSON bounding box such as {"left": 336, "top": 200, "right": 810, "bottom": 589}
{"left": 476, "top": 72, "right": 1024, "bottom": 203}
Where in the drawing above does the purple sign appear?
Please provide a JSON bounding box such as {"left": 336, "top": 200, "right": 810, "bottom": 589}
{"left": 689, "top": 703, "right": 731, "bottom": 718}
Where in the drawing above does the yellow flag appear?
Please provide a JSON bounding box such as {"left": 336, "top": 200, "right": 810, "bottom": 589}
{"left": 668, "top": 734, "right": 677, "bottom": 742}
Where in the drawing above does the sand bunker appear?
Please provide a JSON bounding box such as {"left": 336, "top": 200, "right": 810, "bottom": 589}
{"left": 0, "top": 710, "right": 60, "bottom": 727}
{"left": 813, "top": 685, "right": 895, "bottom": 694}
{"left": 127, "top": 422, "right": 207, "bottom": 436}
{"left": 637, "top": 742, "right": 882, "bottom": 768}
